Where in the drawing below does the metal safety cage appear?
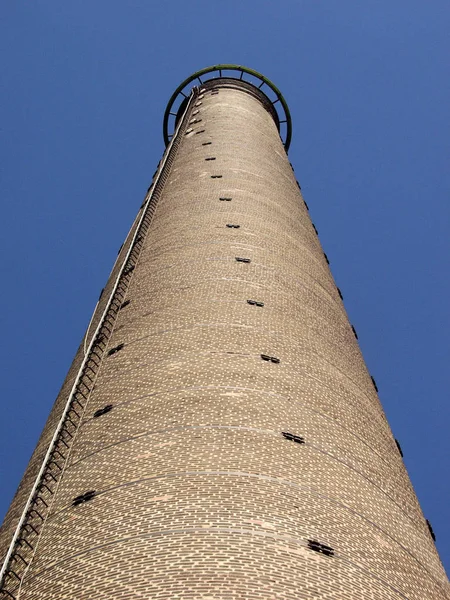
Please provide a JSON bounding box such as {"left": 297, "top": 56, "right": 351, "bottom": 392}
{"left": 163, "top": 64, "right": 292, "bottom": 151}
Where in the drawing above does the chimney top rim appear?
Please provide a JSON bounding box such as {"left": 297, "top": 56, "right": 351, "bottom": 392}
{"left": 163, "top": 64, "right": 292, "bottom": 152}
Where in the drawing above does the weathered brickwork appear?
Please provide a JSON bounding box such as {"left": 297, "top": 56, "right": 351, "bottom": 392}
{"left": 1, "top": 75, "right": 449, "bottom": 599}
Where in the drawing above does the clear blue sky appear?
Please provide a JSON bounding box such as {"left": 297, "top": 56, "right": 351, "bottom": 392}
{"left": 1, "top": 0, "right": 449, "bottom": 574}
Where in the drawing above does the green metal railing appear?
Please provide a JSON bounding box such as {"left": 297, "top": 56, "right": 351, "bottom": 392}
{"left": 163, "top": 64, "right": 292, "bottom": 151}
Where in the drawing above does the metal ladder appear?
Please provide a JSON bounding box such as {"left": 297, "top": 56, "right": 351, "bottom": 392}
{"left": 0, "top": 90, "right": 195, "bottom": 599}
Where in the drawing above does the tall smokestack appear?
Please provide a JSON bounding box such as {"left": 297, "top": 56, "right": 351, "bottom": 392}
{"left": 1, "top": 65, "right": 448, "bottom": 600}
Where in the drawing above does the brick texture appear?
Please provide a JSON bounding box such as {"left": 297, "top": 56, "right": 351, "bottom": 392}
{"left": 1, "top": 77, "right": 449, "bottom": 599}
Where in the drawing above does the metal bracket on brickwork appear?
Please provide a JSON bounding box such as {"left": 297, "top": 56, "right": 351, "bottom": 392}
{"left": 371, "top": 376, "right": 378, "bottom": 392}
{"left": 247, "top": 299, "right": 264, "bottom": 307}
{"left": 93, "top": 405, "right": 113, "bottom": 419}
{"left": 395, "top": 439, "right": 403, "bottom": 457}
{"left": 307, "top": 539, "right": 334, "bottom": 557}
{"left": 0, "top": 89, "right": 197, "bottom": 600}
{"left": 163, "top": 65, "right": 292, "bottom": 151}
{"left": 282, "top": 431, "right": 305, "bottom": 444}
{"left": 107, "top": 343, "right": 125, "bottom": 356}
{"left": 72, "top": 491, "right": 96, "bottom": 507}
{"left": 261, "top": 354, "right": 280, "bottom": 364}
{"left": 426, "top": 519, "right": 436, "bottom": 542}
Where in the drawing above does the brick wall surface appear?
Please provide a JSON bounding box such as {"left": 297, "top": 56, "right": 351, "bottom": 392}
{"left": 1, "top": 78, "right": 449, "bottom": 599}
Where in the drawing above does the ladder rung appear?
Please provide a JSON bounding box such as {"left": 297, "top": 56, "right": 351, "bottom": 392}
{"left": 77, "top": 381, "right": 90, "bottom": 394}
{"left": 52, "top": 449, "right": 65, "bottom": 461}
{"left": 72, "top": 397, "right": 85, "bottom": 410}
{"left": 64, "top": 417, "right": 77, "bottom": 429}
{"left": 84, "top": 365, "right": 97, "bottom": 376}
{"left": 17, "top": 538, "right": 33, "bottom": 551}
{"left": 12, "top": 553, "right": 28, "bottom": 566}
{"left": 27, "top": 509, "right": 44, "bottom": 522}
{"left": 33, "top": 496, "right": 48, "bottom": 508}
{"left": 60, "top": 428, "right": 73, "bottom": 440}
{"left": 23, "top": 523, "right": 39, "bottom": 535}
{"left": 56, "top": 437, "right": 70, "bottom": 449}
{"left": 68, "top": 406, "right": 81, "bottom": 418}
{"left": 47, "top": 460, "right": 63, "bottom": 471}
